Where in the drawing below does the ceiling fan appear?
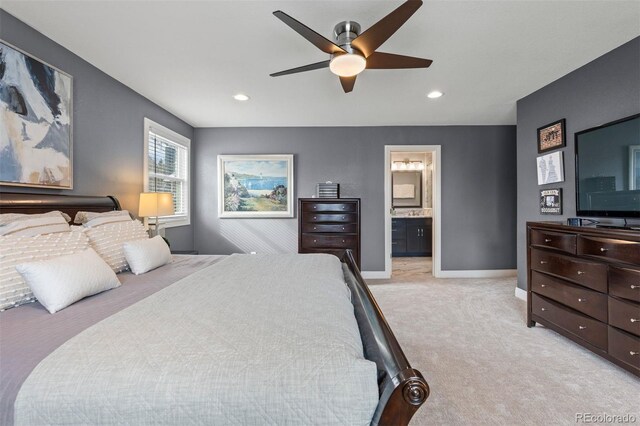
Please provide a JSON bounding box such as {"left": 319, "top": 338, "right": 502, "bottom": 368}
{"left": 270, "top": 0, "right": 432, "bottom": 93}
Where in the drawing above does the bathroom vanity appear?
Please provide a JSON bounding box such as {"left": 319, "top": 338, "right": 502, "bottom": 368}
{"left": 392, "top": 217, "right": 432, "bottom": 257}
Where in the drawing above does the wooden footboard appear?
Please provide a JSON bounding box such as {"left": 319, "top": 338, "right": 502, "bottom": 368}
{"left": 341, "top": 250, "right": 429, "bottom": 426}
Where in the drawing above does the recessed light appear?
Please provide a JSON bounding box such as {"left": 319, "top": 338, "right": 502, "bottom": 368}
{"left": 427, "top": 91, "right": 443, "bottom": 99}
{"left": 233, "top": 93, "right": 250, "bottom": 101}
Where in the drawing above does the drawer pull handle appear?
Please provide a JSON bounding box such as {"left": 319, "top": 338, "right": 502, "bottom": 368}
{"left": 541, "top": 307, "right": 547, "bottom": 312}
{"left": 631, "top": 285, "right": 639, "bottom": 290}
{"left": 577, "top": 271, "right": 585, "bottom": 275}
{"left": 578, "top": 298, "right": 587, "bottom": 303}
{"left": 544, "top": 238, "right": 552, "bottom": 243}
{"left": 342, "top": 216, "right": 345, "bottom": 220}
{"left": 631, "top": 351, "right": 639, "bottom": 356}
{"left": 540, "top": 284, "right": 546, "bottom": 288}
{"left": 313, "top": 240, "right": 317, "bottom": 243}
{"left": 578, "top": 325, "right": 587, "bottom": 330}
{"left": 599, "top": 247, "right": 608, "bottom": 252}
{"left": 342, "top": 240, "right": 345, "bottom": 243}
{"left": 313, "top": 206, "right": 317, "bottom": 209}
{"left": 631, "top": 318, "right": 638, "bottom": 323}
{"left": 540, "top": 261, "right": 548, "bottom": 265}
{"left": 313, "top": 227, "right": 317, "bottom": 230}
{"left": 342, "top": 227, "right": 345, "bottom": 230}
{"left": 313, "top": 216, "right": 317, "bottom": 220}
{"left": 343, "top": 206, "right": 346, "bottom": 210}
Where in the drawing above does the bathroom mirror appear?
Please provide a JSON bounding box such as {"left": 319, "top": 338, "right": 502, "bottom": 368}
{"left": 392, "top": 171, "right": 422, "bottom": 208}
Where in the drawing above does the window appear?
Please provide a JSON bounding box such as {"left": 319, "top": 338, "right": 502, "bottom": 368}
{"left": 143, "top": 118, "right": 190, "bottom": 227}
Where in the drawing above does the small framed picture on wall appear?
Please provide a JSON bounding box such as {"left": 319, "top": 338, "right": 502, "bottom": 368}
{"left": 540, "top": 188, "right": 562, "bottom": 215}
{"left": 537, "top": 119, "right": 566, "bottom": 153}
{"left": 537, "top": 151, "right": 564, "bottom": 185}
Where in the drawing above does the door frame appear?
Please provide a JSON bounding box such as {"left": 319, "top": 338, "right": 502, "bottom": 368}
{"left": 384, "top": 145, "right": 442, "bottom": 278}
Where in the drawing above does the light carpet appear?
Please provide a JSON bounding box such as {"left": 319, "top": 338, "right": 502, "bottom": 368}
{"left": 368, "top": 274, "right": 640, "bottom": 425}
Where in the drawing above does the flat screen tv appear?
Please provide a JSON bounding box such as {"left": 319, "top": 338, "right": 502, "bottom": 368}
{"left": 575, "top": 113, "right": 640, "bottom": 218}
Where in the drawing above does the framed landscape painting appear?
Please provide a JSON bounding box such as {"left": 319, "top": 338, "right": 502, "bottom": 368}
{"left": 218, "top": 155, "right": 294, "bottom": 218}
{"left": 0, "top": 40, "right": 73, "bottom": 189}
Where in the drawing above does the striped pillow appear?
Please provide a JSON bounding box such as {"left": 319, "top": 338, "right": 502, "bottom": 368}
{"left": 0, "top": 211, "right": 71, "bottom": 224}
{"left": 74, "top": 210, "right": 131, "bottom": 225}
{"left": 85, "top": 220, "right": 149, "bottom": 273}
{"left": 0, "top": 229, "right": 90, "bottom": 311}
{"left": 0, "top": 215, "right": 70, "bottom": 237}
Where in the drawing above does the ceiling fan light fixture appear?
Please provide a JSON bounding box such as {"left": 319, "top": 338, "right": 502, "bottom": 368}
{"left": 329, "top": 53, "right": 366, "bottom": 77}
{"left": 427, "top": 91, "right": 443, "bottom": 99}
{"left": 233, "top": 93, "right": 250, "bottom": 101}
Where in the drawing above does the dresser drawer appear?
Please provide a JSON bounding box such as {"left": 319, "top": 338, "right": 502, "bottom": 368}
{"left": 301, "top": 203, "right": 357, "bottom": 213}
{"left": 301, "top": 234, "right": 358, "bottom": 249}
{"left": 532, "top": 294, "right": 607, "bottom": 350}
{"left": 531, "top": 271, "right": 607, "bottom": 322}
{"left": 609, "top": 267, "right": 640, "bottom": 303}
{"left": 608, "top": 297, "right": 640, "bottom": 337}
{"left": 530, "top": 229, "right": 576, "bottom": 254}
{"left": 303, "top": 213, "right": 357, "bottom": 223}
{"left": 608, "top": 327, "right": 640, "bottom": 372}
{"left": 577, "top": 235, "right": 640, "bottom": 265}
{"left": 530, "top": 249, "right": 607, "bottom": 293}
{"left": 301, "top": 223, "right": 357, "bottom": 233}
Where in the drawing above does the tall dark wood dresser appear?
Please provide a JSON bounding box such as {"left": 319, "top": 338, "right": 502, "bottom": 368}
{"left": 298, "top": 198, "right": 361, "bottom": 269}
{"left": 527, "top": 222, "right": 640, "bottom": 376}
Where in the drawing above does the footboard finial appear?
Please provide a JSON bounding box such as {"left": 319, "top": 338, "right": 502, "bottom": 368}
{"left": 403, "top": 379, "right": 429, "bottom": 406}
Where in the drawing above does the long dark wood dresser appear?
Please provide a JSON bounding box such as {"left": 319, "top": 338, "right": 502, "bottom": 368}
{"left": 527, "top": 222, "right": 640, "bottom": 376}
{"left": 298, "top": 198, "right": 361, "bottom": 269}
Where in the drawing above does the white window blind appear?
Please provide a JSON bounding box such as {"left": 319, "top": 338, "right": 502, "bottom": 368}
{"left": 144, "top": 119, "right": 190, "bottom": 226}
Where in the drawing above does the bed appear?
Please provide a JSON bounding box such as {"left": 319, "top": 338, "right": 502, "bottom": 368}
{"left": 0, "top": 192, "right": 429, "bottom": 426}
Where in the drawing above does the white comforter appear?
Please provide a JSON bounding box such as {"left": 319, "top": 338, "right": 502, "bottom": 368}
{"left": 15, "top": 254, "right": 378, "bottom": 425}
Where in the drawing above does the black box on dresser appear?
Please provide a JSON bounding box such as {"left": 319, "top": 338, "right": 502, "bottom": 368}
{"left": 298, "top": 198, "right": 361, "bottom": 269}
{"left": 527, "top": 222, "right": 640, "bottom": 376}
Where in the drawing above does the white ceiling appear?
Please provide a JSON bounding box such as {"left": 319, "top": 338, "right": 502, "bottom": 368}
{"left": 2, "top": 1, "right": 639, "bottom": 127}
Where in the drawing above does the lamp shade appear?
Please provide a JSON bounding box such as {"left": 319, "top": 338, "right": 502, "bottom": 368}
{"left": 139, "top": 192, "right": 174, "bottom": 217}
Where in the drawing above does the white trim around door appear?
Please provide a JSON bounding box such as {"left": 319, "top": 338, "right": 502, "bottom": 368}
{"left": 384, "top": 145, "right": 442, "bottom": 278}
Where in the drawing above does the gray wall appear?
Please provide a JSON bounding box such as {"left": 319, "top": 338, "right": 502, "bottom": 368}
{"left": 194, "top": 126, "right": 517, "bottom": 272}
{"left": 0, "top": 10, "right": 195, "bottom": 250}
{"left": 516, "top": 37, "right": 640, "bottom": 290}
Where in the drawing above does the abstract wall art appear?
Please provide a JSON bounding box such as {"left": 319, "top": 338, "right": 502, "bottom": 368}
{"left": 0, "top": 41, "right": 73, "bottom": 189}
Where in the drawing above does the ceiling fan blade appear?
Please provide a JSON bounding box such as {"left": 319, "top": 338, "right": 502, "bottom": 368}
{"left": 339, "top": 76, "right": 357, "bottom": 93}
{"left": 270, "top": 60, "right": 331, "bottom": 77}
{"left": 351, "top": 0, "right": 423, "bottom": 58}
{"left": 365, "top": 52, "right": 432, "bottom": 69}
{"left": 273, "top": 11, "right": 346, "bottom": 55}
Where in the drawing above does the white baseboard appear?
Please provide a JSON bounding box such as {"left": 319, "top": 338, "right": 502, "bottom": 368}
{"left": 436, "top": 269, "right": 517, "bottom": 278}
{"left": 361, "top": 271, "right": 392, "bottom": 279}
{"left": 515, "top": 287, "right": 527, "bottom": 301}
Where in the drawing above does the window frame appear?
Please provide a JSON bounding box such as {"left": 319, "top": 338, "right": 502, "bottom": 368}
{"left": 143, "top": 118, "right": 191, "bottom": 228}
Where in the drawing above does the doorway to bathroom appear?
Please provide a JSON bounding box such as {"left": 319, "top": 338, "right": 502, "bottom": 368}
{"left": 384, "top": 145, "right": 441, "bottom": 279}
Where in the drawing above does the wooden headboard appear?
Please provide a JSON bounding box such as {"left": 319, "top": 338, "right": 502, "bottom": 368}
{"left": 0, "top": 192, "right": 121, "bottom": 221}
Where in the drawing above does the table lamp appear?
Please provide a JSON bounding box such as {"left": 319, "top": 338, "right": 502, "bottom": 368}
{"left": 138, "top": 192, "right": 174, "bottom": 236}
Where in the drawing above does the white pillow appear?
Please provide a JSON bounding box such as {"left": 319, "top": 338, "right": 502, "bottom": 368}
{"left": 0, "top": 210, "right": 71, "bottom": 224}
{"left": 0, "top": 215, "right": 70, "bottom": 237}
{"left": 123, "top": 235, "right": 172, "bottom": 275}
{"left": 0, "top": 229, "right": 89, "bottom": 311}
{"left": 15, "top": 248, "right": 120, "bottom": 314}
{"left": 85, "top": 220, "right": 149, "bottom": 273}
{"left": 74, "top": 210, "right": 131, "bottom": 225}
